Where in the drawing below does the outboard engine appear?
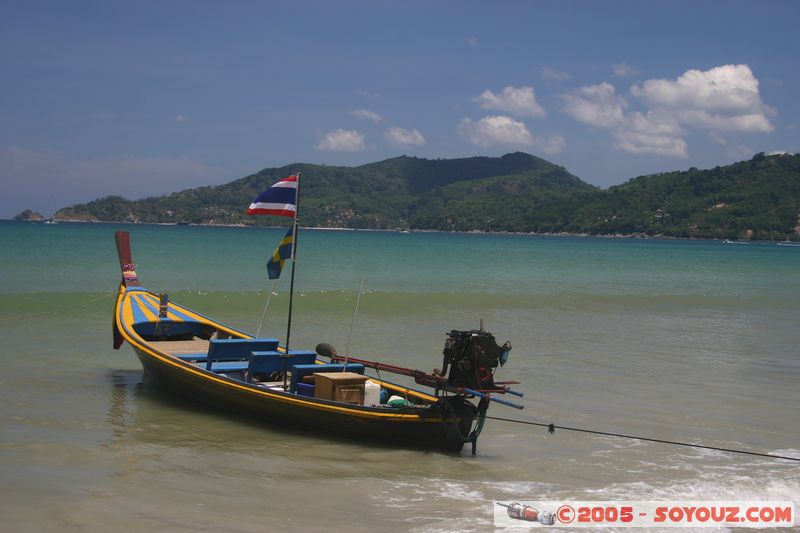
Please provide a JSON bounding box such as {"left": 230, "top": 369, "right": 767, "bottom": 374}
{"left": 441, "top": 329, "right": 511, "bottom": 391}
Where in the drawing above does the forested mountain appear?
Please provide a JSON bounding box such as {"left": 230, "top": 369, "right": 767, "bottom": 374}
{"left": 49, "top": 151, "right": 800, "bottom": 241}
{"left": 569, "top": 152, "right": 800, "bottom": 240}
{"left": 54, "top": 152, "right": 593, "bottom": 230}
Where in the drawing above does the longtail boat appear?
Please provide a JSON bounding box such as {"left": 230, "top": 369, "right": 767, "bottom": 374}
{"left": 111, "top": 175, "right": 522, "bottom": 453}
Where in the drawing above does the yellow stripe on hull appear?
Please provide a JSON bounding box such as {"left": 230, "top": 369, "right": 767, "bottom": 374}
{"left": 115, "top": 286, "right": 445, "bottom": 422}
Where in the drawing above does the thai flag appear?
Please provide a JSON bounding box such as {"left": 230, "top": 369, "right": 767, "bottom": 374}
{"left": 246, "top": 174, "right": 298, "bottom": 217}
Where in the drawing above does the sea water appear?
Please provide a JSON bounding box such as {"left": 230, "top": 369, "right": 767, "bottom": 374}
{"left": 0, "top": 221, "right": 798, "bottom": 532}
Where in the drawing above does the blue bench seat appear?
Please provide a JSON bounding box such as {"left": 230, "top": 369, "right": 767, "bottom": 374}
{"left": 204, "top": 338, "right": 280, "bottom": 370}
{"left": 246, "top": 350, "right": 317, "bottom": 382}
{"left": 204, "top": 350, "right": 318, "bottom": 382}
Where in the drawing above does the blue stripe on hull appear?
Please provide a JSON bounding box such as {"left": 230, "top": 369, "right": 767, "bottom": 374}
{"left": 130, "top": 295, "right": 149, "bottom": 324}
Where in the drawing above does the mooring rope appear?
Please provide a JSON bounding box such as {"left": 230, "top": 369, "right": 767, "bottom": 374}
{"left": 486, "top": 416, "right": 800, "bottom": 462}
{"left": 0, "top": 290, "right": 118, "bottom": 322}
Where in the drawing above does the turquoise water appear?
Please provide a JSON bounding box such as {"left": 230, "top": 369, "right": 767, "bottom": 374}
{"left": 0, "top": 221, "right": 798, "bottom": 532}
{"left": 4, "top": 221, "right": 799, "bottom": 297}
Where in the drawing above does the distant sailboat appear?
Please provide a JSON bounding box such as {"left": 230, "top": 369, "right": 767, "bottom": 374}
{"left": 44, "top": 196, "right": 59, "bottom": 224}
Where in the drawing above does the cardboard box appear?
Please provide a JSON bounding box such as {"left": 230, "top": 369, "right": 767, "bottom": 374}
{"left": 314, "top": 372, "right": 368, "bottom": 403}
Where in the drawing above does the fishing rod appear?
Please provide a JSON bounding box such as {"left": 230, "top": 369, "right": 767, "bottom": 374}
{"left": 487, "top": 416, "right": 800, "bottom": 463}
{"left": 343, "top": 274, "right": 365, "bottom": 370}
{"left": 255, "top": 280, "right": 278, "bottom": 337}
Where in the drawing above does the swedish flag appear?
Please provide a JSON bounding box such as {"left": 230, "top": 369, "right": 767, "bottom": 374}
{"left": 267, "top": 226, "right": 294, "bottom": 279}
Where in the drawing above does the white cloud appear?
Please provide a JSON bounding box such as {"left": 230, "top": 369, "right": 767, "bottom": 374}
{"left": 351, "top": 108, "right": 382, "bottom": 123}
{"left": 562, "top": 84, "right": 688, "bottom": 157}
{"left": 385, "top": 127, "right": 426, "bottom": 147}
{"left": 176, "top": 114, "right": 188, "bottom": 123}
{"left": 458, "top": 115, "right": 564, "bottom": 154}
{"left": 475, "top": 86, "right": 546, "bottom": 118}
{"left": 631, "top": 64, "right": 774, "bottom": 133}
{"left": 316, "top": 129, "right": 365, "bottom": 151}
{"left": 467, "top": 35, "right": 479, "bottom": 47}
{"left": 561, "top": 65, "right": 777, "bottom": 158}
{"left": 612, "top": 111, "right": 688, "bottom": 158}
{"left": 612, "top": 62, "right": 639, "bottom": 78}
{"left": 541, "top": 66, "right": 571, "bottom": 82}
{"left": 561, "top": 82, "right": 627, "bottom": 127}
{"left": 677, "top": 109, "right": 773, "bottom": 133}
{"left": 458, "top": 115, "right": 535, "bottom": 147}
{"left": 533, "top": 134, "right": 566, "bottom": 155}
{"left": 355, "top": 89, "right": 380, "bottom": 99}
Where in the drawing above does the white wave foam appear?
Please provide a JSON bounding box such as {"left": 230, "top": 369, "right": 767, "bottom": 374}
{"left": 363, "top": 444, "right": 800, "bottom": 532}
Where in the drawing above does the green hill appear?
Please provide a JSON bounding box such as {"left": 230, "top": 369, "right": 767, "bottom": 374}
{"left": 569, "top": 152, "right": 800, "bottom": 240}
{"left": 55, "top": 152, "right": 594, "bottom": 230}
{"left": 52, "top": 151, "right": 800, "bottom": 241}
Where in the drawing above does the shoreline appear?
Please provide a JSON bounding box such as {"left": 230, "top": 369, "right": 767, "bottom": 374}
{"left": 5, "top": 217, "right": 799, "bottom": 244}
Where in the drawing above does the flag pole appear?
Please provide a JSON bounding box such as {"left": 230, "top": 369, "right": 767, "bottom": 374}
{"left": 284, "top": 172, "right": 300, "bottom": 354}
{"left": 284, "top": 224, "right": 298, "bottom": 355}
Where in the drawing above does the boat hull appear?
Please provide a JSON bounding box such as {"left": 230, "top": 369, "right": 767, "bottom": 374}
{"left": 131, "top": 344, "right": 471, "bottom": 450}
{"left": 111, "top": 230, "right": 482, "bottom": 452}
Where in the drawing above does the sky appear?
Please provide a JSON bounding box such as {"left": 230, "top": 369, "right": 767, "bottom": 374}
{"left": 1, "top": 0, "right": 799, "bottom": 218}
